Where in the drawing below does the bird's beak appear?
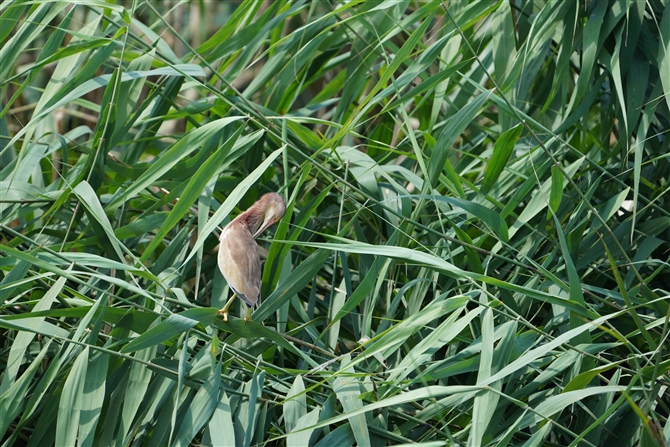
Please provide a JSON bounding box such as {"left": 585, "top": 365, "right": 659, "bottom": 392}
{"left": 253, "top": 217, "right": 276, "bottom": 239}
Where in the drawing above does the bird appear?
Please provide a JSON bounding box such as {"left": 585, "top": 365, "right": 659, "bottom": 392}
{"left": 217, "top": 192, "right": 286, "bottom": 322}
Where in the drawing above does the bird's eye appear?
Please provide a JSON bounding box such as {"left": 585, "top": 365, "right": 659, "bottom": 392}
{"left": 273, "top": 217, "right": 278, "bottom": 222}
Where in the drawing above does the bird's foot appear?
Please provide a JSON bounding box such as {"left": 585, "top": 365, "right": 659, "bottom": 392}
{"left": 218, "top": 294, "right": 237, "bottom": 322}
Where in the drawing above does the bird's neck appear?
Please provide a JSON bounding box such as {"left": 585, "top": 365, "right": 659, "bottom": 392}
{"left": 238, "top": 207, "right": 263, "bottom": 236}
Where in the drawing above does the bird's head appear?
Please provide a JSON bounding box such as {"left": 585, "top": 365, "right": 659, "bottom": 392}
{"left": 251, "top": 192, "right": 286, "bottom": 239}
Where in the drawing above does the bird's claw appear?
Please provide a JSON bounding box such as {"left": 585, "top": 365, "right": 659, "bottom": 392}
{"left": 217, "top": 309, "right": 229, "bottom": 322}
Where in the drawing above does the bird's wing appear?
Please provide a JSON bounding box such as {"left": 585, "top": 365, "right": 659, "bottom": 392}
{"left": 218, "top": 222, "right": 261, "bottom": 307}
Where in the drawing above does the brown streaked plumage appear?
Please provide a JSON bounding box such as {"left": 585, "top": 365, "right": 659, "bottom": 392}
{"left": 217, "top": 192, "right": 286, "bottom": 322}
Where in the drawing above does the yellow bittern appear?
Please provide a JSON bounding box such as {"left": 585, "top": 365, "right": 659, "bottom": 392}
{"left": 217, "top": 192, "right": 286, "bottom": 322}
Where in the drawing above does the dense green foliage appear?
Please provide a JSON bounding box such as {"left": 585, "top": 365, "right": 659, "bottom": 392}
{"left": 1, "top": 0, "right": 670, "bottom": 446}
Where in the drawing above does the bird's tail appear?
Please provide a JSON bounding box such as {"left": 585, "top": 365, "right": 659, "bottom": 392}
{"left": 238, "top": 292, "right": 257, "bottom": 308}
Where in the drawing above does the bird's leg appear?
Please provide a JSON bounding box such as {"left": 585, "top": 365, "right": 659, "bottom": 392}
{"left": 218, "top": 293, "right": 237, "bottom": 322}
{"left": 244, "top": 306, "right": 252, "bottom": 323}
